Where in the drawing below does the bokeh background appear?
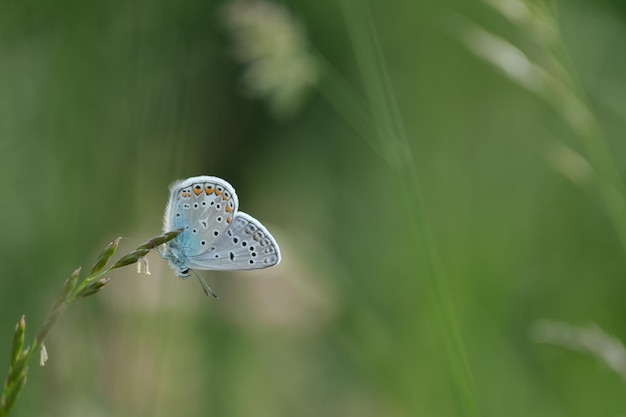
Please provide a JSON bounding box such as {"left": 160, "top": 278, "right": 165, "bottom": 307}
{"left": 2, "top": 0, "right": 626, "bottom": 416}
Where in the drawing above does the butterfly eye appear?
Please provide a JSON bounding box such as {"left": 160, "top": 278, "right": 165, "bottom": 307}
{"left": 181, "top": 268, "right": 190, "bottom": 276}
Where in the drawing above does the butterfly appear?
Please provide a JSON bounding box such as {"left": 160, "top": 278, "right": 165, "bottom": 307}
{"left": 161, "top": 176, "right": 281, "bottom": 297}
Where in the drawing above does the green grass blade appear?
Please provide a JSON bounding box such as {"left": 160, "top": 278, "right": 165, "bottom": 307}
{"left": 338, "top": 0, "right": 481, "bottom": 415}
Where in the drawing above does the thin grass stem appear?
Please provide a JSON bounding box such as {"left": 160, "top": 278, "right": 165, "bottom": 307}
{"left": 0, "top": 229, "right": 181, "bottom": 417}
{"left": 335, "top": 0, "right": 481, "bottom": 415}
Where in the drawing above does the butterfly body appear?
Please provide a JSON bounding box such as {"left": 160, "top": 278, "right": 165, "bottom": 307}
{"left": 162, "top": 176, "right": 281, "bottom": 278}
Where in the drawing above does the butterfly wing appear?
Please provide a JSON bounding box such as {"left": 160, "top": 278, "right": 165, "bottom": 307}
{"left": 163, "top": 176, "right": 239, "bottom": 258}
{"left": 184, "top": 212, "right": 281, "bottom": 270}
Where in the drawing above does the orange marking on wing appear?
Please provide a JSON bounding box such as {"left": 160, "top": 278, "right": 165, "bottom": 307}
{"left": 205, "top": 187, "right": 213, "bottom": 195}
{"left": 226, "top": 216, "right": 232, "bottom": 224}
{"left": 225, "top": 205, "right": 233, "bottom": 213}
{"left": 215, "top": 189, "right": 222, "bottom": 196}
{"left": 193, "top": 187, "right": 202, "bottom": 195}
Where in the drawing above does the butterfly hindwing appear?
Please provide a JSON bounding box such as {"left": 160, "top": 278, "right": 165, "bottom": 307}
{"left": 185, "top": 212, "right": 281, "bottom": 270}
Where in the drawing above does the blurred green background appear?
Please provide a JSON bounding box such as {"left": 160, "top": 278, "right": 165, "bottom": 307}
{"left": 2, "top": 0, "right": 626, "bottom": 416}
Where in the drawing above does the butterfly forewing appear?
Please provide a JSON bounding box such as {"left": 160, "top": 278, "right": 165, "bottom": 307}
{"left": 185, "top": 212, "right": 281, "bottom": 270}
{"left": 166, "top": 176, "right": 239, "bottom": 258}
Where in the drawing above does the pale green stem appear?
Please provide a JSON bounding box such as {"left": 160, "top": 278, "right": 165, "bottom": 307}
{"left": 334, "top": 0, "right": 481, "bottom": 415}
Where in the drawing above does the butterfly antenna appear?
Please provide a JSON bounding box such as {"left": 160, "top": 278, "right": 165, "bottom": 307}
{"left": 191, "top": 269, "right": 219, "bottom": 299}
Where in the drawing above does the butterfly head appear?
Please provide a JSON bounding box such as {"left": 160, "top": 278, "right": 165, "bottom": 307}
{"left": 168, "top": 257, "right": 192, "bottom": 278}
{"left": 160, "top": 245, "right": 192, "bottom": 278}
{"left": 177, "top": 267, "right": 191, "bottom": 278}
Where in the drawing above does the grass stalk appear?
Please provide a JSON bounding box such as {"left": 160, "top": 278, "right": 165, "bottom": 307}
{"left": 459, "top": 0, "right": 626, "bottom": 255}
{"left": 539, "top": 3, "right": 626, "bottom": 255}
{"left": 0, "top": 229, "right": 182, "bottom": 417}
{"left": 320, "top": 0, "right": 483, "bottom": 415}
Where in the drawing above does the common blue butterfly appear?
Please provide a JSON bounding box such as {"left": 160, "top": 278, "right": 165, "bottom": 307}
{"left": 161, "top": 176, "right": 281, "bottom": 297}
